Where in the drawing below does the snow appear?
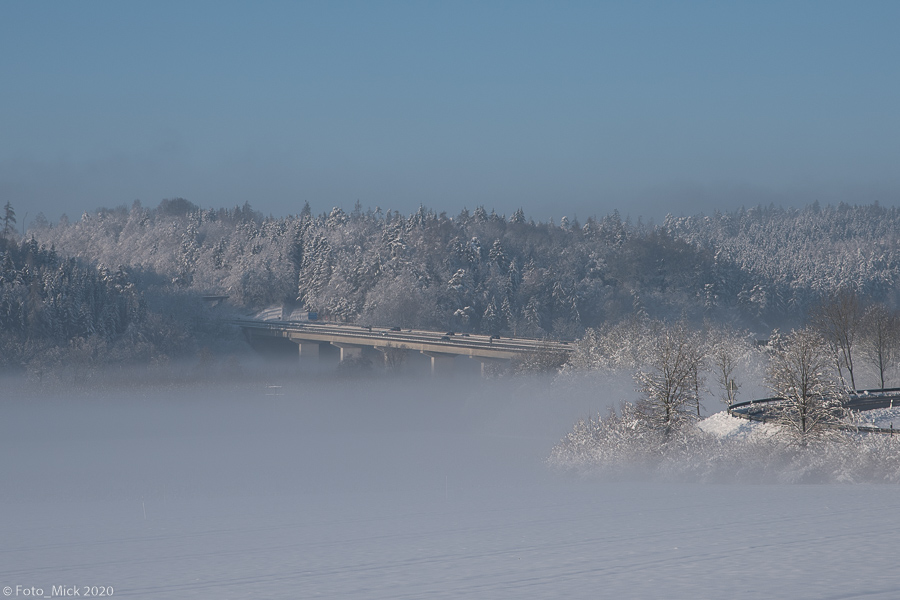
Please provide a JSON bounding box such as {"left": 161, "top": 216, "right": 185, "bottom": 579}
{"left": 3, "top": 377, "right": 900, "bottom": 599}
{"left": 697, "top": 410, "right": 781, "bottom": 440}
{"left": 852, "top": 406, "right": 900, "bottom": 429}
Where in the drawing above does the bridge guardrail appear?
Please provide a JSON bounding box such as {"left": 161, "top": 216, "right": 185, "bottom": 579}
{"left": 231, "top": 318, "right": 574, "bottom": 355}
{"left": 728, "top": 389, "right": 900, "bottom": 436}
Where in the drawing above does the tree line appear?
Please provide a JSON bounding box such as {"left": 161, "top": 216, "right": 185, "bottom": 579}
{"left": 24, "top": 200, "right": 900, "bottom": 333}
{"left": 4, "top": 198, "right": 900, "bottom": 378}
{"left": 563, "top": 289, "right": 900, "bottom": 449}
{"left": 0, "top": 228, "right": 225, "bottom": 379}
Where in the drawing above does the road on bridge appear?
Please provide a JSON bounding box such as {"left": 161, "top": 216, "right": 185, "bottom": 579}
{"left": 234, "top": 319, "right": 573, "bottom": 362}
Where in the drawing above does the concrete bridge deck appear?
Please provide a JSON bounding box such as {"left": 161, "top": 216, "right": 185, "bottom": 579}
{"left": 234, "top": 318, "right": 572, "bottom": 372}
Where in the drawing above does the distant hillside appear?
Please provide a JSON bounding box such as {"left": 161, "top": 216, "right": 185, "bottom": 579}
{"left": 0, "top": 232, "right": 231, "bottom": 377}
{"left": 19, "top": 201, "right": 900, "bottom": 339}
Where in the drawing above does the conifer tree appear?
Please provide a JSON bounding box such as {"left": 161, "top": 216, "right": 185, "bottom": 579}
{"left": 3, "top": 202, "right": 16, "bottom": 235}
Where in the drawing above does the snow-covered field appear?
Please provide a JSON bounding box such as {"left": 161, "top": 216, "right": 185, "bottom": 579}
{"left": 3, "top": 376, "right": 900, "bottom": 599}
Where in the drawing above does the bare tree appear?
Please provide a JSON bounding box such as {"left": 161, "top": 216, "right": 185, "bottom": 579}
{"left": 380, "top": 343, "right": 408, "bottom": 373}
{"left": 860, "top": 304, "right": 900, "bottom": 389}
{"left": 567, "top": 315, "right": 659, "bottom": 372}
{"left": 635, "top": 322, "right": 706, "bottom": 436}
{"left": 511, "top": 342, "right": 569, "bottom": 374}
{"left": 705, "top": 324, "right": 754, "bottom": 407}
{"left": 811, "top": 289, "right": 865, "bottom": 390}
{"left": 766, "top": 327, "right": 847, "bottom": 445}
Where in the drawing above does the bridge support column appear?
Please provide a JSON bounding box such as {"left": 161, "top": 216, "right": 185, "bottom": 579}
{"left": 295, "top": 340, "right": 321, "bottom": 360}
{"left": 333, "top": 343, "right": 363, "bottom": 362}
{"left": 422, "top": 351, "right": 455, "bottom": 375}
{"left": 472, "top": 357, "right": 507, "bottom": 377}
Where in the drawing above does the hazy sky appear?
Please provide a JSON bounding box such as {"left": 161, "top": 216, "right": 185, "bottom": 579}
{"left": 2, "top": 1, "right": 899, "bottom": 225}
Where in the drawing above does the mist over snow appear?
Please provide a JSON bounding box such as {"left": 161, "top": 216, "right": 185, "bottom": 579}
{"left": 2, "top": 371, "right": 900, "bottom": 598}
{"left": 0, "top": 374, "right": 603, "bottom": 504}
{"left": 4, "top": 0, "right": 900, "bottom": 594}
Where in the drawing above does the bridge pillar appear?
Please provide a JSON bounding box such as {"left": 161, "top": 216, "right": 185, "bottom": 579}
{"left": 333, "top": 343, "right": 363, "bottom": 362}
{"left": 422, "top": 351, "right": 455, "bottom": 375}
{"left": 472, "top": 357, "right": 507, "bottom": 377}
{"left": 295, "top": 340, "right": 321, "bottom": 360}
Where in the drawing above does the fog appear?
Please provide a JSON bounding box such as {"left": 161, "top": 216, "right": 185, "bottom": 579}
{"left": 3, "top": 372, "right": 900, "bottom": 598}
{"left": 0, "top": 374, "right": 612, "bottom": 503}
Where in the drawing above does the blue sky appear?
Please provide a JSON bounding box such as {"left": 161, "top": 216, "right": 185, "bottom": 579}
{"left": 2, "top": 1, "right": 899, "bottom": 225}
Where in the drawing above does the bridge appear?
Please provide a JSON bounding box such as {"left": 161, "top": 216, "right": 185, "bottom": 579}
{"left": 728, "top": 388, "right": 900, "bottom": 435}
{"left": 234, "top": 319, "right": 573, "bottom": 374}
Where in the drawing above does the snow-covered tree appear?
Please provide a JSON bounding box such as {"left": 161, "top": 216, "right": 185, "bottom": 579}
{"left": 634, "top": 322, "right": 706, "bottom": 436}
{"left": 859, "top": 303, "right": 900, "bottom": 389}
{"left": 766, "top": 327, "right": 847, "bottom": 445}
{"left": 481, "top": 297, "right": 502, "bottom": 337}
{"left": 811, "top": 289, "right": 865, "bottom": 390}
{"left": 2, "top": 202, "right": 16, "bottom": 236}
{"left": 25, "top": 199, "right": 900, "bottom": 352}
{"left": 705, "top": 324, "right": 756, "bottom": 407}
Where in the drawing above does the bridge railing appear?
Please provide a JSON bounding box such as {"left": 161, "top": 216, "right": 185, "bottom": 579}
{"left": 728, "top": 389, "right": 900, "bottom": 436}
{"left": 231, "top": 318, "right": 574, "bottom": 354}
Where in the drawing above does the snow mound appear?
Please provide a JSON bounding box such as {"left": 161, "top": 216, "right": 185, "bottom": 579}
{"left": 698, "top": 411, "right": 780, "bottom": 441}
{"left": 851, "top": 406, "right": 900, "bottom": 429}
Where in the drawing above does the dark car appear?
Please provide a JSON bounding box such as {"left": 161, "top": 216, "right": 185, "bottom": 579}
{"left": 390, "top": 326, "right": 402, "bottom": 331}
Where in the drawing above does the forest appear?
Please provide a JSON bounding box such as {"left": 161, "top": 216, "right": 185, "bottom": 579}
{"left": 2, "top": 198, "right": 900, "bottom": 381}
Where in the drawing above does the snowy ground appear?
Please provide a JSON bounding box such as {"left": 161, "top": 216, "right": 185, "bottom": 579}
{"left": 697, "top": 410, "right": 781, "bottom": 441}
{"left": 851, "top": 405, "right": 900, "bottom": 429}
{"left": 3, "top": 375, "right": 900, "bottom": 599}
{"left": 700, "top": 403, "right": 900, "bottom": 435}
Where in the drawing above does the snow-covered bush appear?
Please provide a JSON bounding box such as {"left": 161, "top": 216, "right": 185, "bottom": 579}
{"left": 548, "top": 409, "right": 900, "bottom": 483}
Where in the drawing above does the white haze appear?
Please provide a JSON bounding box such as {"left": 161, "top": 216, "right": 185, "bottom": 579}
{"left": 3, "top": 372, "right": 900, "bottom": 598}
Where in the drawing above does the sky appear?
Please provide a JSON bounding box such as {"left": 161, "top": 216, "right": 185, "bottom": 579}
{"left": 2, "top": 1, "right": 899, "bottom": 226}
